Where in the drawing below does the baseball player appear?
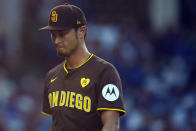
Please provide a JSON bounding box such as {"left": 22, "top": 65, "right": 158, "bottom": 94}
{"left": 40, "top": 3, "right": 125, "bottom": 131}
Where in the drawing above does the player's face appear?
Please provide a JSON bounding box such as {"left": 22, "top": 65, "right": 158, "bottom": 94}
{"left": 50, "top": 29, "right": 79, "bottom": 57}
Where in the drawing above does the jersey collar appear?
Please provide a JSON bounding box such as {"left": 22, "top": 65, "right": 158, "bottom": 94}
{"left": 63, "top": 54, "right": 94, "bottom": 73}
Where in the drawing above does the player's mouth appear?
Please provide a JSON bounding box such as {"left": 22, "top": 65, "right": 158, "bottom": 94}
{"left": 55, "top": 44, "right": 64, "bottom": 49}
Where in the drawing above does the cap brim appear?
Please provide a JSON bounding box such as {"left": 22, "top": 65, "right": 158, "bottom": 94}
{"left": 39, "top": 26, "right": 72, "bottom": 31}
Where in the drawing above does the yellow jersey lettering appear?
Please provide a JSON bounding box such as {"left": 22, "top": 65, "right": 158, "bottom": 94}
{"left": 83, "top": 96, "right": 91, "bottom": 112}
{"left": 48, "top": 90, "right": 91, "bottom": 112}
{"left": 59, "top": 91, "right": 66, "bottom": 106}
{"left": 48, "top": 93, "right": 52, "bottom": 108}
{"left": 65, "top": 91, "right": 70, "bottom": 107}
{"left": 69, "top": 92, "right": 76, "bottom": 108}
{"left": 75, "top": 94, "right": 83, "bottom": 110}
{"left": 53, "top": 91, "right": 59, "bottom": 107}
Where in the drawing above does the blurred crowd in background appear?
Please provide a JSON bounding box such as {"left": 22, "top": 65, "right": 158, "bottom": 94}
{"left": 0, "top": 0, "right": 196, "bottom": 131}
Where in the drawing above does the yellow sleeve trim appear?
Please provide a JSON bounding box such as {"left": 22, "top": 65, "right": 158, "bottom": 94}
{"left": 63, "top": 54, "right": 94, "bottom": 73}
{"left": 41, "top": 112, "right": 51, "bottom": 116}
{"left": 96, "top": 108, "right": 126, "bottom": 113}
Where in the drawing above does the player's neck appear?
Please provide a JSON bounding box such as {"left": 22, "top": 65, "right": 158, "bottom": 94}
{"left": 65, "top": 42, "right": 90, "bottom": 69}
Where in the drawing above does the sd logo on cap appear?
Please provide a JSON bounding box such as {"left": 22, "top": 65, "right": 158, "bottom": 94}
{"left": 40, "top": 3, "right": 87, "bottom": 31}
{"left": 51, "top": 11, "right": 58, "bottom": 23}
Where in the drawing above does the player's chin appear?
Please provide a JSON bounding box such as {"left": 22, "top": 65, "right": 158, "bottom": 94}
{"left": 57, "top": 50, "right": 71, "bottom": 57}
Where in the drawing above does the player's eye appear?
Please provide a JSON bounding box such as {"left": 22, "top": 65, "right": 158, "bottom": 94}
{"left": 58, "top": 31, "right": 65, "bottom": 37}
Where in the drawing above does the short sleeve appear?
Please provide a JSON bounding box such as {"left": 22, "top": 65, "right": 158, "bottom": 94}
{"left": 42, "top": 73, "right": 52, "bottom": 116}
{"left": 97, "top": 65, "right": 126, "bottom": 116}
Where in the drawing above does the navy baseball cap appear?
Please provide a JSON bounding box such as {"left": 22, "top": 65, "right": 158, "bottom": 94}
{"left": 40, "top": 4, "right": 87, "bottom": 30}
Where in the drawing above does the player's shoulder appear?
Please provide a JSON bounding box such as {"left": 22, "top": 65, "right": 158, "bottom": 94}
{"left": 45, "top": 61, "right": 64, "bottom": 79}
{"left": 92, "top": 55, "right": 117, "bottom": 72}
{"left": 92, "top": 55, "right": 121, "bottom": 82}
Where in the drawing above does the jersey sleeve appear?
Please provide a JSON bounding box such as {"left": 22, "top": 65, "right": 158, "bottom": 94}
{"left": 97, "top": 65, "right": 126, "bottom": 116}
{"left": 42, "top": 73, "right": 52, "bottom": 116}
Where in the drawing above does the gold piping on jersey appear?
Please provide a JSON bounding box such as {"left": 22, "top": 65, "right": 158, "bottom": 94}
{"left": 96, "top": 108, "right": 126, "bottom": 113}
{"left": 42, "top": 111, "right": 51, "bottom": 116}
{"left": 63, "top": 64, "right": 69, "bottom": 73}
{"left": 76, "top": 54, "right": 94, "bottom": 68}
{"left": 63, "top": 54, "right": 94, "bottom": 73}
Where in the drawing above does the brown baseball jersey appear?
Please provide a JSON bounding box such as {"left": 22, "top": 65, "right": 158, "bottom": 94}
{"left": 42, "top": 54, "right": 125, "bottom": 131}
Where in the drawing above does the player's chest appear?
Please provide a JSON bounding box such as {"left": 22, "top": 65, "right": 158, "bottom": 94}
{"left": 47, "top": 71, "right": 99, "bottom": 112}
{"left": 47, "top": 71, "right": 98, "bottom": 96}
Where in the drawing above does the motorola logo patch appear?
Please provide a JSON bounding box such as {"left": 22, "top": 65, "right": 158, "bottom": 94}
{"left": 102, "top": 84, "right": 119, "bottom": 101}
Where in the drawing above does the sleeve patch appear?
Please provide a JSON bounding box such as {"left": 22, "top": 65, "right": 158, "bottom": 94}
{"left": 102, "top": 84, "right": 119, "bottom": 101}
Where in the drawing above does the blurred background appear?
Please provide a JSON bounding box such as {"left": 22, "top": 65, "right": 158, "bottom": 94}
{"left": 0, "top": 0, "right": 196, "bottom": 131}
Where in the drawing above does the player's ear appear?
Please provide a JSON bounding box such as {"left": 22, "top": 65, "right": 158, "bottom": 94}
{"left": 50, "top": 30, "right": 55, "bottom": 42}
{"left": 78, "top": 26, "right": 87, "bottom": 39}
